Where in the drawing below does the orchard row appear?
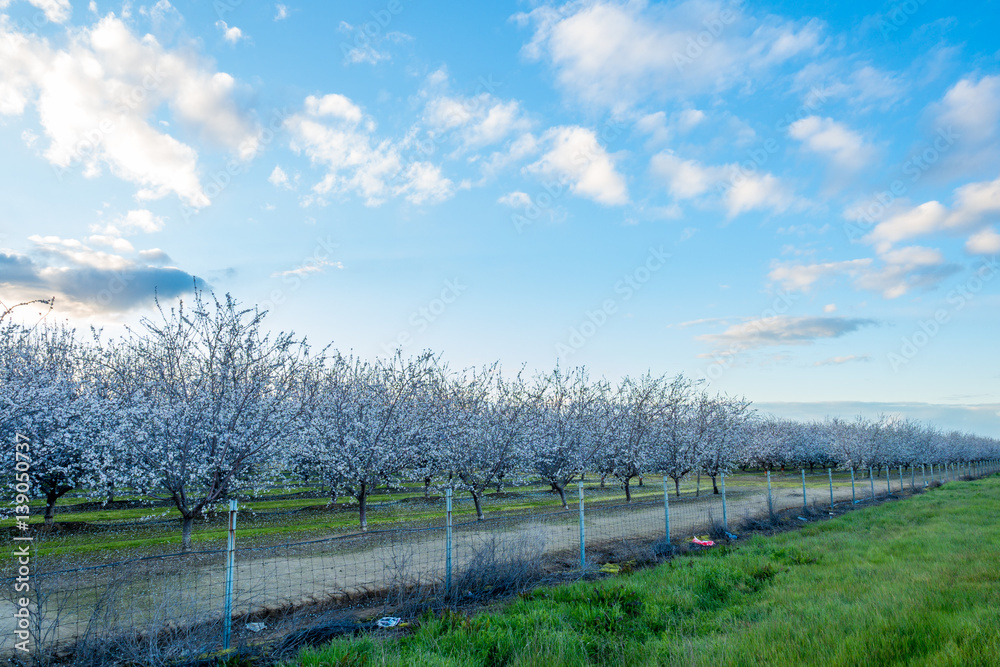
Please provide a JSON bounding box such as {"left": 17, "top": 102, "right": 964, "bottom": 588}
{"left": 3, "top": 292, "right": 997, "bottom": 550}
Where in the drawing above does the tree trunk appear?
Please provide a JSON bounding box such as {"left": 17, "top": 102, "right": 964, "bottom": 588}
{"left": 711, "top": 475, "right": 719, "bottom": 494}
{"left": 623, "top": 478, "right": 631, "bottom": 503}
{"left": 44, "top": 491, "right": 59, "bottom": 527}
{"left": 810, "top": 463, "right": 815, "bottom": 474}
{"left": 696, "top": 470, "right": 701, "bottom": 497}
{"left": 674, "top": 477, "right": 681, "bottom": 498}
{"left": 358, "top": 482, "right": 368, "bottom": 531}
{"left": 181, "top": 514, "right": 194, "bottom": 551}
{"left": 471, "top": 490, "right": 484, "bottom": 521}
{"left": 638, "top": 475, "right": 643, "bottom": 487}
{"left": 106, "top": 483, "right": 115, "bottom": 505}
{"left": 556, "top": 483, "right": 568, "bottom": 510}
{"left": 600, "top": 474, "right": 606, "bottom": 488}
{"left": 424, "top": 476, "right": 431, "bottom": 498}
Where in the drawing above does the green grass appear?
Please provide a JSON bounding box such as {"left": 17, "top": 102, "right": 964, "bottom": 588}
{"left": 288, "top": 475, "right": 1000, "bottom": 667}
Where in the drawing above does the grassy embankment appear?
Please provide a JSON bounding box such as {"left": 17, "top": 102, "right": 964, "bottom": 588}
{"left": 290, "top": 474, "right": 1000, "bottom": 667}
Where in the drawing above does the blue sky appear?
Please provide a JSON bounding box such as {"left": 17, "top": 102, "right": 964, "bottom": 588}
{"left": 1, "top": 0, "right": 998, "bottom": 435}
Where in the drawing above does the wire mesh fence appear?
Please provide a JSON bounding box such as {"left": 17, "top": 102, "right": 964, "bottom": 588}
{"left": 2, "top": 461, "right": 998, "bottom": 665}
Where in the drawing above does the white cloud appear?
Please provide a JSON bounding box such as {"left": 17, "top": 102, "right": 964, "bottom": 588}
{"left": 863, "top": 174, "right": 1000, "bottom": 254}
{"left": 651, "top": 151, "right": 797, "bottom": 217}
{"left": 788, "top": 115, "right": 873, "bottom": 170}
{"left": 287, "top": 94, "right": 454, "bottom": 206}
{"left": 395, "top": 162, "right": 454, "bottom": 205}
{"left": 0, "top": 14, "right": 261, "bottom": 207}
{"left": 649, "top": 151, "right": 721, "bottom": 199}
{"left": 270, "top": 257, "right": 343, "bottom": 278}
{"left": 117, "top": 209, "right": 164, "bottom": 234}
{"left": 86, "top": 234, "right": 134, "bottom": 253}
{"left": 498, "top": 191, "right": 531, "bottom": 208}
{"left": 515, "top": 1, "right": 824, "bottom": 109}
{"left": 935, "top": 75, "right": 1000, "bottom": 145}
{"left": 697, "top": 315, "right": 876, "bottom": 351}
{"left": 966, "top": 227, "right": 1000, "bottom": 255}
{"left": 29, "top": 234, "right": 133, "bottom": 271}
{"left": 480, "top": 132, "right": 540, "bottom": 179}
{"left": 269, "top": 165, "right": 291, "bottom": 189}
{"left": 215, "top": 20, "right": 245, "bottom": 44}
{"left": 2, "top": 0, "right": 73, "bottom": 23}
{"left": 769, "top": 258, "right": 872, "bottom": 292}
{"left": 769, "top": 246, "right": 958, "bottom": 299}
{"left": 524, "top": 126, "right": 628, "bottom": 205}
{"left": 425, "top": 94, "right": 530, "bottom": 151}
{"left": 305, "top": 93, "right": 364, "bottom": 124}
{"left": 677, "top": 108, "right": 705, "bottom": 132}
{"left": 864, "top": 201, "right": 948, "bottom": 252}
{"left": 725, "top": 172, "right": 795, "bottom": 217}
{"left": 274, "top": 4, "right": 289, "bottom": 21}
{"left": 814, "top": 354, "right": 871, "bottom": 367}
{"left": 635, "top": 111, "right": 670, "bottom": 144}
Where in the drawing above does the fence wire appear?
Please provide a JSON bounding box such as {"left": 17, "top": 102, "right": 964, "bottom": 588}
{"left": 2, "top": 461, "right": 997, "bottom": 664}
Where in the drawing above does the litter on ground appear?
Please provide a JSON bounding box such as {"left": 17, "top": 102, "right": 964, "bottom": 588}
{"left": 725, "top": 531, "right": 739, "bottom": 540}
{"left": 691, "top": 537, "right": 715, "bottom": 546}
{"left": 376, "top": 617, "right": 402, "bottom": 628}
{"left": 600, "top": 563, "right": 621, "bottom": 574}
{"left": 797, "top": 516, "right": 809, "bottom": 521}
{"left": 245, "top": 622, "right": 266, "bottom": 632}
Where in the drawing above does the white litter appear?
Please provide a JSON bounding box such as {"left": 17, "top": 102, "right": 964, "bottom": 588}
{"left": 376, "top": 617, "right": 402, "bottom": 628}
{"left": 245, "top": 622, "right": 266, "bottom": 632}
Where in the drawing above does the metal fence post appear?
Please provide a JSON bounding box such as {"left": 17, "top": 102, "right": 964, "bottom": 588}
{"left": 578, "top": 480, "right": 586, "bottom": 567}
{"left": 898, "top": 466, "right": 903, "bottom": 493}
{"left": 662, "top": 476, "right": 670, "bottom": 545}
{"left": 828, "top": 468, "right": 834, "bottom": 509}
{"left": 766, "top": 470, "right": 774, "bottom": 520}
{"left": 850, "top": 468, "right": 856, "bottom": 504}
{"left": 930, "top": 464, "right": 934, "bottom": 483}
{"left": 922, "top": 464, "right": 926, "bottom": 487}
{"left": 869, "top": 466, "right": 875, "bottom": 500}
{"left": 223, "top": 499, "right": 237, "bottom": 651}
{"left": 801, "top": 469, "right": 807, "bottom": 513}
{"left": 445, "top": 488, "right": 453, "bottom": 594}
{"left": 886, "top": 466, "right": 891, "bottom": 495}
{"left": 910, "top": 465, "right": 915, "bottom": 490}
{"left": 721, "top": 472, "right": 728, "bottom": 532}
